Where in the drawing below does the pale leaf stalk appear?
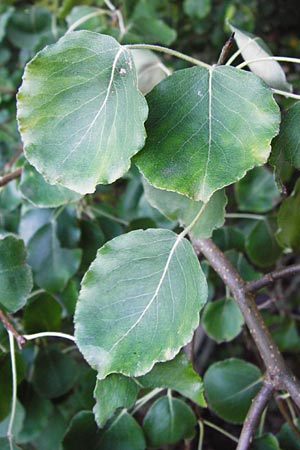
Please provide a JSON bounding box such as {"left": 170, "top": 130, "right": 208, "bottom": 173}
{"left": 7, "top": 331, "right": 17, "bottom": 443}
{"left": 197, "top": 421, "right": 204, "bottom": 450}
{"left": 125, "top": 44, "right": 211, "bottom": 69}
{"left": 225, "top": 213, "right": 265, "bottom": 221}
{"left": 66, "top": 9, "right": 112, "bottom": 34}
{"left": 202, "top": 419, "right": 239, "bottom": 443}
{"left": 103, "top": 0, "right": 126, "bottom": 39}
{"left": 272, "top": 89, "right": 300, "bottom": 100}
{"left": 131, "top": 387, "right": 163, "bottom": 415}
{"left": 226, "top": 37, "right": 261, "bottom": 66}
{"left": 24, "top": 331, "right": 76, "bottom": 342}
{"left": 237, "top": 56, "right": 300, "bottom": 69}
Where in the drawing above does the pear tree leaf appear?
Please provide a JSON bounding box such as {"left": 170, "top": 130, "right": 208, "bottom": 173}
{"left": 135, "top": 65, "right": 280, "bottom": 202}
{"left": 0, "top": 6, "right": 14, "bottom": 43}
{"left": 143, "top": 178, "right": 227, "bottom": 238}
{"left": 17, "top": 31, "right": 148, "bottom": 194}
{"left": 143, "top": 395, "right": 196, "bottom": 448}
{"left": 230, "top": 24, "right": 292, "bottom": 92}
{"left": 252, "top": 434, "right": 281, "bottom": 450}
{"left": 246, "top": 218, "right": 281, "bottom": 267}
{"left": 277, "top": 178, "right": 300, "bottom": 251}
{"left": 0, "top": 234, "right": 32, "bottom": 312}
{"left": 184, "top": 0, "right": 211, "bottom": 20}
{"left": 75, "top": 229, "right": 207, "bottom": 379}
{"left": 204, "top": 358, "right": 262, "bottom": 423}
{"left": 19, "top": 162, "right": 81, "bottom": 208}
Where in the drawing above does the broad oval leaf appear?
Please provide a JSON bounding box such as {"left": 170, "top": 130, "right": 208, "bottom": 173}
{"left": 204, "top": 358, "right": 262, "bottom": 423}
{"left": 19, "top": 162, "right": 81, "bottom": 208}
{"left": 143, "top": 178, "right": 227, "bottom": 238}
{"left": 17, "top": 31, "right": 148, "bottom": 194}
{"left": 135, "top": 65, "right": 280, "bottom": 202}
{"left": 0, "top": 234, "right": 32, "bottom": 312}
{"left": 276, "top": 178, "right": 300, "bottom": 252}
{"left": 230, "top": 24, "right": 292, "bottom": 92}
{"left": 75, "top": 229, "right": 207, "bottom": 378}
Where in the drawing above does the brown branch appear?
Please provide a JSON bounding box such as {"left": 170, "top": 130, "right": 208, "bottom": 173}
{"left": 193, "top": 238, "right": 300, "bottom": 410}
{"left": 217, "top": 32, "right": 235, "bottom": 65}
{"left": 246, "top": 264, "right": 300, "bottom": 292}
{"left": 237, "top": 378, "right": 274, "bottom": 450}
{"left": 0, "top": 309, "right": 26, "bottom": 350}
{"left": 0, "top": 167, "right": 22, "bottom": 187}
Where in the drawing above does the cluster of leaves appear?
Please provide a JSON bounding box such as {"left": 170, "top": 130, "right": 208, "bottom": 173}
{"left": 1, "top": 1, "right": 300, "bottom": 449}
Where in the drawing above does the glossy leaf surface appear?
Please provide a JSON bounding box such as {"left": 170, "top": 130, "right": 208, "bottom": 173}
{"left": 136, "top": 65, "right": 279, "bottom": 202}
{"left": 17, "top": 31, "right": 148, "bottom": 194}
{"left": 75, "top": 229, "right": 207, "bottom": 378}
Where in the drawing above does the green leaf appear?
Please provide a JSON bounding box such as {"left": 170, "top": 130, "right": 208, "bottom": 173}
{"left": 143, "top": 178, "right": 227, "bottom": 238}
{"left": 0, "top": 438, "right": 22, "bottom": 450}
{"left": 184, "top": 0, "right": 211, "bottom": 20}
{"left": 0, "top": 180, "right": 22, "bottom": 213}
{"left": 226, "top": 250, "right": 261, "bottom": 281}
{"left": 138, "top": 352, "right": 206, "bottom": 406}
{"left": 277, "top": 178, "right": 300, "bottom": 251}
{"left": 66, "top": 6, "right": 106, "bottom": 32}
{"left": 143, "top": 395, "right": 196, "bottom": 448}
{"left": 246, "top": 218, "right": 281, "bottom": 267}
{"left": 251, "top": 434, "right": 281, "bottom": 450}
{"left": 0, "top": 400, "right": 25, "bottom": 438}
{"left": 23, "top": 293, "right": 62, "bottom": 332}
{"left": 63, "top": 410, "right": 146, "bottom": 450}
{"left": 230, "top": 24, "right": 292, "bottom": 92}
{"left": 271, "top": 101, "right": 300, "bottom": 170}
{"left": 213, "top": 226, "right": 245, "bottom": 252}
{"left": 135, "top": 65, "right": 280, "bottom": 202}
{"left": 204, "top": 358, "right": 262, "bottom": 423}
{"left": 32, "top": 407, "right": 68, "bottom": 450}
{"left": 234, "top": 167, "right": 280, "bottom": 213}
{"left": 0, "top": 353, "right": 26, "bottom": 421}
{"left": 93, "top": 375, "right": 139, "bottom": 427}
{"left": 0, "top": 234, "right": 32, "bottom": 312}
{"left": 33, "top": 347, "right": 79, "bottom": 399}
{"left": 0, "top": 7, "right": 14, "bottom": 43}
{"left": 27, "top": 222, "right": 81, "bottom": 292}
{"left": 132, "top": 49, "right": 167, "bottom": 95}
{"left": 277, "top": 419, "right": 300, "bottom": 450}
{"left": 202, "top": 297, "right": 244, "bottom": 343}
{"left": 20, "top": 162, "right": 81, "bottom": 208}
{"left": 75, "top": 229, "right": 207, "bottom": 378}
{"left": 17, "top": 31, "right": 148, "bottom": 194}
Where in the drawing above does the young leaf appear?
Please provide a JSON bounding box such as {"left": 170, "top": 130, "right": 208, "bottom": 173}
{"left": 143, "top": 395, "right": 196, "bottom": 448}
{"left": 135, "top": 65, "right": 280, "bottom": 202}
{"left": 202, "top": 297, "right": 244, "bottom": 343}
{"left": 93, "top": 375, "right": 139, "bottom": 427}
{"left": 0, "top": 234, "right": 32, "bottom": 312}
{"left": 19, "top": 162, "right": 81, "bottom": 208}
{"left": 143, "top": 178, "right": 227, "bottom": 238}
{"left": 75, "top": 229, "right": 207, "bottom": 378}
{"left": 230, "top": 24, "right": 292, "bottom": 92}
{"left": 17, "top": 31, "right": 148, "bottom": 194}
{"left": 276, "top": 178, "right": 300, "bottom": 251}
{"left": 204, "top": 358, "right": 262, "bottom": 423}
{"left": 138, "top": 352, "right": 206, "bottom": 406}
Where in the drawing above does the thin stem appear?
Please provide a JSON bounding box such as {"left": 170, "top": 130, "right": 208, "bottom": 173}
{"left": 23, "top": 331, "right": 76, "bottom": 342}
{"left": 225, "top": 213, "right": 265, "bottom": 221}
{"left": 7, "top": 331, "right": 17, "bottom": 441}
{"left": 202, "top": 419, "right": 239, "bottom": 443}
{"left": 272, "top": 89, "right": 300, "bottom": 100}
{"left": 237, "top": 379, "right": 274, "bottom": 450}
{"left": 197, "top": 420, "right": 204, "bottom": 450}
{"left": 89, "top": 206, "right": 129, "bottom": 226}
{"left": 0, "top": 309, "right": 26, "bottom": 350}
{"left": 103, "top": 0, "right": 126, "bottom": 39}
{"left": 125, "top": 44, "right": 211, "bottom": 69}
{"left": 286, "top": 397, "right": 298, "bottom": 422}
{"left": 226, "top": 36, "right": 261, "bottom": 66}
{"left": 66, "top": 9, "right": 111, "bottom": 33}
{"left": 27, "top": 289, "right": 46, "bottom": 300}
{"left": 237, "top": 56, "right": 300, "bottom": 70}
{"left": 131, "top": 387, "right": 163, "bottom": 415}
{"left": 245, "top": 264, "right": 300, "bottom": 292}
{"left": 276, "top": 396, "right": 300, "bottom": 440}
{"left": 0, "top": 167, "right": 22, "bottom": 187}
{"left": 258, "top": 407, "right": 267, "bottom": 437}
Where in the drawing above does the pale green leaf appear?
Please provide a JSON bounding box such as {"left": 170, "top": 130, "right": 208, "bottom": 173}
{"left": 230, "top": 24, "right": 292, "bottom": 92}
{"left": 143, "top": 178, "right": 226, "bottom": 238}
{"left": 75, "top": 229, "right": 207, "bottom": 378}
{"left": 0, "top": 234, "right": 32, "bottom": 312}
{"left": 135, "top": 65, "right": 280, "bottom": 202}
{"left": 20, "top": 162, "right": 81, "bottom": 208}
{"left": 17, "top": 31, "right": 148, "bottom": 194}
{"left": 132, "top": 49, "right": 167, "bottom": 95}
{"left": 143, "top": 395, "right": 196, "bottom": 448}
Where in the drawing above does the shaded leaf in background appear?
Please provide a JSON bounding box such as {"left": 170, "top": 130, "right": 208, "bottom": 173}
{"left": 0, "top": 353, "right": 26, "bottom": 421}
{"left": 23, "top": 293, "right": 62, "bottom": 333}
{"left": 32, "top": 407, "right": 68, "bottom": 450}
{"left": 0, "top": 180, "right": 22, "bottom": 213}
{"left": 132, "top": 49, "right": 168, "bottom": 95}
{"left": 0, "top": 400, "right": 25, "bottom": 438}
{"left": 251, "top": 433, "right": 281, "bottom": 450}
{"left": 277, "top": 178, "right": 300, "bottom": 251}
{"left": 225, "top": 250, "right": 261, "bottom": 281}
{"left": 213, "top": 226, "right": 245, "bottom": 252}
{"left": 202, "top": 297, "right": 244, "bottom": 343}
{"left": 17, "top": 31, "right": 148, "bottom": 194}
{"left": 204, "top": 358, "right": 262, "bottom": 423}
{"left": 230, "top": 24, "right": 292, "bottom": 92}
{"left": 277, "top": 419, "right": 300, "bottom": 450}
{"left": 136, "top": 65, "right": 279, "bottom": 202}
{"left": 234, "top": 166, "right": 280, "bottom": 213}
{"left": 75, "top": 229, "right": 207, "bottom": 378}
{"left": 27, "top": 222, "right": 81, "bottom": 293}
{"left": 0, "top": 438, "right": 22, "bottom": 450}
{"left": 143, "top": 178, "right": 227, "bottom": 238}
{"left": 143, "top": 395, "right": 196, "bottom": 448}
{"left": 0, "top": 6, "right": 14, "bottom": 43}
{"left": 20, "top": 162, "right": 81, "bottom": 208}
{"left": 66, "top": 6, "right": 106, "bottom": 33}
{"left": 246, "top": 218, "right": 282, "bottom": 267}
{"left": 0, "top": 234, "right": 32, "bottom": 312}
{"left": 184, "top": 0, "right": 211, "bottom": 20}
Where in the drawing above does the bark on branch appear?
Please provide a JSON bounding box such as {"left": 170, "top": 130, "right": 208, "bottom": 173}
{"left": 0, "top": 167, "right": 22, "bottom": 187}
{"left": 245, "top": 263, "right": 300, "bottom": 292}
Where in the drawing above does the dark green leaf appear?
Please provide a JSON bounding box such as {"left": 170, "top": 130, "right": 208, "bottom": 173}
{"left": 184, "top": 0, "right": 211, "bottom": 19}
{"left": 251, "top": 433, "right": 281, "bottom": 450}
{"left": 23, "top": 293, "right": 62, "bottom": 333}
{"left": 277, "top": 419, "right": 300, "bottom": 450}
{"left": 204, "top": 358, "right": 262, "bottom": 423}
{"left": 277, "top": 178, "right": 300, "bottom": 251}
{"left": 246, "top": 218, "right": 282, "bottom": 267}
{"left": 0, "top": 400, "right": 25, "bottom": 438}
